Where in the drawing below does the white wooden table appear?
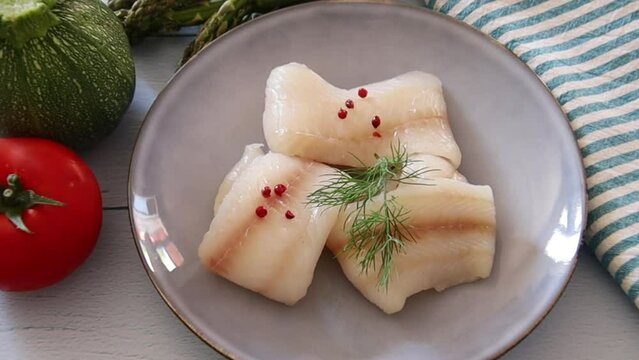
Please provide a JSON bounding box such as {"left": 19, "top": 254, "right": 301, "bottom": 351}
{"left": 2, "top": 7, "right": 639, "bottom": 360}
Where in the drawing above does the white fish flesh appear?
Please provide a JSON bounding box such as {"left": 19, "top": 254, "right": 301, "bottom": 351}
{"left": 263, "top": 63, "right": 461, "bottom": 167}
{"left": 402, "top": 153, "right": 467, "bottom": 185}
{"left": 199, "top": 152, "right": 339, "bottom": 305}
{"left": 327, "top": 179, "right": 496, "bottom": 314}
{"left": 214, "top": 143, "right": 265, "bottom": 214}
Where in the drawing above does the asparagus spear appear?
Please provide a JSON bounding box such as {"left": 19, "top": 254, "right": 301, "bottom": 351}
{"left": 169, "top": 0, "right": 226, "bottom": 26}
{"left": 108, "top": 0, "right": 135, "bottom": 11}
{"left": 114, "top": 0, "right": 225, "bottom": 43}
{"left": 179, "top": 0, "right": 309, "bottom": 66}
{"left": 114, "top": 9, "right": 129, "bottom": 22}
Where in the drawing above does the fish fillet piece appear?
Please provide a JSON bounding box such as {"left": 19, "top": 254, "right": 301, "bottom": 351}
{"left": 199, "top": 152, "right": 339, "bottom": 305}
{"left": 402, "top": 153, "right": 467, "bottom": 185}
{"left": 327, "top": 179, "right": 496, "bottom": 314}
{"left": 214, "top": 144, "right": 265, "bottom": 213}
{"left": 263, "top": 63, "right": 461, "bottom": 167}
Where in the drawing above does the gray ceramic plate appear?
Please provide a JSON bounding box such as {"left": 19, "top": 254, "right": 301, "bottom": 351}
{"left": 129, "top": 2, "right": 585, "bottom": 359}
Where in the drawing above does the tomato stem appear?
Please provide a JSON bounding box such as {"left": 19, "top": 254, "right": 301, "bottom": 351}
{"left": 3, "top": 188, "right": 14, "bottom": 201}
{"left": 0, "top": 173, "right": 64, "bottom": 234}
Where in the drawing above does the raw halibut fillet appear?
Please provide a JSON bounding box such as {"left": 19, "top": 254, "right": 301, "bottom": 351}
{"left": 327, "top": 179, "right": 496, "bottom": 314}
{"left": 214, "top": 144, "right": 265, "bottom": 213}
{"left": 403, "top": 153, "right": 467, "bottom": 185}
{"left": 263, "top": 63, "right": 461, "bottom": 167}
{"left": 199, "top": 152, "right": 339, "bottom": 305}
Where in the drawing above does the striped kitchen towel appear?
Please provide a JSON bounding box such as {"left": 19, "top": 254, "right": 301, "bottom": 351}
{"left": 425, "top": 0, "right": 639, "bottom": 308}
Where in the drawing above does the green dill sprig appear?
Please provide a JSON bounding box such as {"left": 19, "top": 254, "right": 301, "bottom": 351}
{"left": 307, "top": 143, "right": 434, "bottom": 289}
{"left": 306, "top": 143, "right": 432, "bottom": 207}
{"left": 343, "top": 193, "right": 416, "bottom": 288}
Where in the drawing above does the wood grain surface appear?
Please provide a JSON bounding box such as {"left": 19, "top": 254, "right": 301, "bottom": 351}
{"left": 1, "top": 7, "right": 638, "bottom": 360}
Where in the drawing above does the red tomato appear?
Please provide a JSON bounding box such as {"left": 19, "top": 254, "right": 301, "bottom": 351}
{"left": 0, "top": 138, "right": 102, "bottom": 291}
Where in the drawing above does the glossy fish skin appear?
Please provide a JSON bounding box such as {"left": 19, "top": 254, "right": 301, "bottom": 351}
{"left": 327, "top": 179, "right": 496, "bottom": 314}
{"left": 199, "top": 152, "right": 339, "bottom": 305}
{"left": 263, "top": 63, "right": 461, "bottom": 167}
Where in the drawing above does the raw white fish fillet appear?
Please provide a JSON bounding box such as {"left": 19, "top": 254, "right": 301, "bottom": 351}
{"left": 263, "top": 63, "right": 461, "bottom": 167}
{"left": 199, "top": 152, "right": 339, "bottom": 305}
{"left": 214, "top": 143, "right": 265, "bottom": 213}
{"left": 327, "top": 179, "right": 496, "bottom": 314}
{"left": 402, "top": 153, "right": 467, "bottom": 185}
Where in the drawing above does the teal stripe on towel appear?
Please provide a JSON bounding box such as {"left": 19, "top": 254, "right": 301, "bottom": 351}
{"left": 440, "top": 0, "right": 463, "bottom": 13}
{"left": 520, "top": 10, "right": 639, "bottom": 63}
{"left": 588, "top": 169, "right": 639, "bottom": 200}
{"left": 615, "top": 257, "right": 639, "bottom": 284}
{"left": 629, "top": 280, "right": 639, "bottom": 301}
{"left": 558, "top": 69, "right": 639, "bottom": 105}
{"left": 546, "top": 48, "right": 639, "bottom": 91}
{"left": 586, "top": 150, "right": 639, "bottom": 178}
{"left": 588, "top": 212, "right": 639, "bottom": 250}
{"left": 472, "top": 0, "right": 544, "bottom": 29}
{"left": 567, "top": 89, "right": 639, "bottom": 121}
{"left": 575, "top": 109, "right": 639, "bottom": 140}
{"left": 535, "top": 28, "right": 639, "bottom": 76}
{"left": 581, "top": 129, "right": 639, "bottom": 157}
{"left": 490, "top": 0, "right": 588, "bottom": 39}
{"left": 456, "top": 0, "right": 493, "bottom": 20}
{"left": 601, "top": 234, "right": 639, "bottom": 269}
{"left": 505, "top": 0, "right": 633, "bottom": 51}
{"left": 588, "top": 191, "right": 639, "bottom": 224}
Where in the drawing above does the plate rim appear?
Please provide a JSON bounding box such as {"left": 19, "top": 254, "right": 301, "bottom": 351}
{"left": 126, "top": 2, "right": 587, "bottom": 359}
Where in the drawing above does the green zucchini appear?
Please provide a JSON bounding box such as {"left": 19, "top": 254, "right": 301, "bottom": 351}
{"left": 0, "top": 0, "right": 135, "bottom": 148}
